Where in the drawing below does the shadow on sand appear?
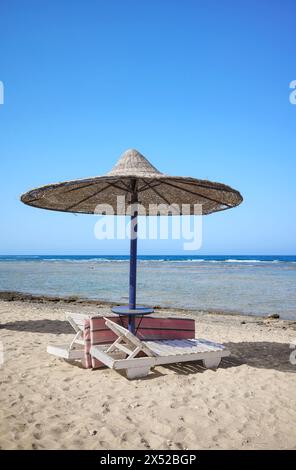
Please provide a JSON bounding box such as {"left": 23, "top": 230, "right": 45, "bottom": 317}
{"left": 164, "top": 341, "right": 295, "bottom": 375}
{"left": 0, "top": 319, "right": 73, "bottom": 334}
{"left": 222, "top": 341, "right": 296, "bottom": 373}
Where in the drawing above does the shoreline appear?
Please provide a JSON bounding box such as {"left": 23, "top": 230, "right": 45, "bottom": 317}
{"left": 0, "top": 289, "right": 285, "bottom": 321}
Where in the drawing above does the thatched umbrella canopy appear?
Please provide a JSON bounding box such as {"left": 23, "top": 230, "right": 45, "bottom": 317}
{"left": 21, "top": 149, "right": 243, "bottom": 332}
{"left": 20, "top": 149, "right": 242, "bottom": 215}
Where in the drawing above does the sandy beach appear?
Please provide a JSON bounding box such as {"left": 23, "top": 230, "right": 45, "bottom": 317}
{"left": 0, "top": 297, "right": 295, "bottom": 450}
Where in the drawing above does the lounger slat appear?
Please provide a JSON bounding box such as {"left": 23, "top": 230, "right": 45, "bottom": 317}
{"left": 197, "top": 338, "right": 226, "bottom": 350}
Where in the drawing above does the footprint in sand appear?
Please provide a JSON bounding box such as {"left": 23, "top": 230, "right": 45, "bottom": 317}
{"left": 102, "top": 402, "right": 110, "bottom": 414}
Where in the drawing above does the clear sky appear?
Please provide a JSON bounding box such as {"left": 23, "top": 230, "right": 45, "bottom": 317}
{"left": 0, "top": 0, "right": 295, "bottom": 255}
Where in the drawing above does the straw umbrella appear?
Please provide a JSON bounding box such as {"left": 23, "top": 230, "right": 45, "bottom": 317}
{"left": 21, "top": 149, "right": 243, "bottom": 332}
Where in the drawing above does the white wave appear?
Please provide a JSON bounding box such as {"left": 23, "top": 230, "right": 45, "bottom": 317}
{"left": 169, "top": 259, "right": 206, "bottom": 263}
{"left": 225, "top": 259, "right": 266, "bottom": 263}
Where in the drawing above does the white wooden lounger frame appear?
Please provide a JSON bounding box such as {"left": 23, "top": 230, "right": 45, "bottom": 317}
{"left": 47, "top": 313, "right": 88, "bottom": 360}
{"left": 90, "top": 318, "right": 230, "bottom": 379}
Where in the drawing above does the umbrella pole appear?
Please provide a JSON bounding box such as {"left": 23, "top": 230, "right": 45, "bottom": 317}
{"left": 128, "top": 185, "right": 138, "bottom": 333}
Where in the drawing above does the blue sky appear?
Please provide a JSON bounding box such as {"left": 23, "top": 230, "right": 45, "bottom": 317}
{"left": 0, "top": 0, "right": 295, "bottom": 255}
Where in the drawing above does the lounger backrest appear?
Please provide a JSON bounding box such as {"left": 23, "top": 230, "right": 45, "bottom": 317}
{"left": 66, "top": 313, "right": 89, "bottom": 333}
{"left": 104, "top": 318, "right": 155, "bottom": 357}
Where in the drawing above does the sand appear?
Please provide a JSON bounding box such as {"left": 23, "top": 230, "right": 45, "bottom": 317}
{"left": 0, "top": 299, "right": 295, "bottom": 450}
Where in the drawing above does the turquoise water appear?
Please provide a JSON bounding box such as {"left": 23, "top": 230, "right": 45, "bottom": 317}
{"left": 0, "top": 255, "right": 295, "bottom": 320}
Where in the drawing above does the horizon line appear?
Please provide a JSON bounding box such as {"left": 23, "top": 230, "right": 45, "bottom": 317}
{"left": 0, "top": 254, "right": 295, "bottom": 257}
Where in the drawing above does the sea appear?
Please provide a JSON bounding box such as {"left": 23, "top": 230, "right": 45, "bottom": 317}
{"left": 0, "top": 255, "right": 295, "bottom": 320}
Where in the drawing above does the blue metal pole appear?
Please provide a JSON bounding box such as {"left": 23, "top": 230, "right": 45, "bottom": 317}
{"left": 128, "top": 187, "right": 138, "bottom": 333}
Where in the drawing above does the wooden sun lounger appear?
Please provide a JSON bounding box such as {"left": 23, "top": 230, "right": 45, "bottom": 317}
{"left": 47, "top": 312, "right": 89, "bottom": 361}
{"left": 90, "top": 318, "right": 230, "bottom": 379}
